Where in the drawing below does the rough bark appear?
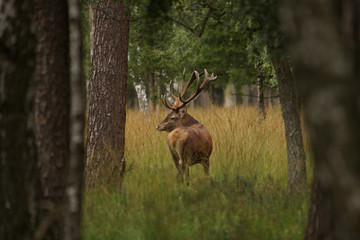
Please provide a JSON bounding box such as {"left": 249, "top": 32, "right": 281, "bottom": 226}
{"left": 34, "top": 0, "right": 70, "bottom": 238}
{"left": 86, "top": 0, "right": 129, "bottom": 189}
{"left": 257, "top": 75, "right": 266, "bottom": 119}
{"left": 0, "top": 0, "right": 38, "bottom": 239}
{"left": 64, "top": 0, "right": 85, "bottom": 239}
{"left": 271, "top": 54, "right": 307, "bottom": 191}
{"left": 305, "top": 168, "right": 334, "bottom": 240}
{"left": 281, "top": 0, "right": 360, "bottom": 239}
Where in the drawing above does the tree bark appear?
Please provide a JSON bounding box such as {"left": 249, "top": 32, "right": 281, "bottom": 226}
{"left": 281, "top": 0, "right": 360, "bottom": 239}
{"left": 64, "top": 0, "right": 85, "bottom": 239}
{"left": 224, "top": 82, "right": 236, "bottom": 108}
{"left": 134, "top": 81, "right": 150, "bottom": 113}
{"left": 257, "top": 74, "right": 266, "bottom": 119}
{"left": 34, "top": 0, "right": 70, "bottom": 238}
{"left": 305, "top": 168, "right": 334, "bottom": 240}
{"left": 86, "top": 0, "right": 129, "bottom": 189}
{"left": 270, "top": 54, "right": 307, "bottom": 191}
{"left": 0, "top": 0, "right": 38, "bottom": 239}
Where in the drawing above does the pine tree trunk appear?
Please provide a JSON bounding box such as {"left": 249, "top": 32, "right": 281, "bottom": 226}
{"left": 86, "top": 0, "right": 129, "bottom": 189}
{"left": 0, "top": 0, "right": 38, "bottom": 239}
{"left": 148, "top": 71, "right": 159, "bottom": 113}
{"left": 281, "top": 0, "right": 360, "bottom": 238}
{"left": 305, "top": 168, "right": 334, "bottom": 240}
{"left": 257, "top": 75, "right": 266, "bottom": 119}
{"left": 271, "top": 55, "right": 307, "bottom": 191}
{"left": 34, "top": 0, "right": 70, "bottom": 238}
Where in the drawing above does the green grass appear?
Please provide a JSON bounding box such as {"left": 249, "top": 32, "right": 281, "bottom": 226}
{"left": 82, "top": 106, "right": 310, "bottom": 240}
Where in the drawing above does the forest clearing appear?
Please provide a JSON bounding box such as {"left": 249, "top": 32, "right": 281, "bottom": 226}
{"left": 2, "top": 0, "right": 359, "bottom": 239}
{"left": 83, "top": 106, "right": 311, "bottom": 239}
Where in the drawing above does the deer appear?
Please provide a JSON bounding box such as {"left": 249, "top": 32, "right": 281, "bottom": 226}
{"left": 156, "top": 69, "right": 217, "bottom": 183}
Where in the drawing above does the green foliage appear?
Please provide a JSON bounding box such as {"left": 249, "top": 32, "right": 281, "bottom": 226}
{"left": 82, "top": 0, "right": 284, "bottom": 103}
{"left": 127, "top": 0, "right": 281, "bottom": 103}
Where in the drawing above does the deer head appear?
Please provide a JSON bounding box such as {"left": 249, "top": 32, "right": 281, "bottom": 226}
{"left": 156, "top": 69, "right": 217, "bottom": 132}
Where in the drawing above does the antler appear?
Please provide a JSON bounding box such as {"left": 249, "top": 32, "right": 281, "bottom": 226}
{"left": 160, "top": 68, "right": 217, "bottom": 112}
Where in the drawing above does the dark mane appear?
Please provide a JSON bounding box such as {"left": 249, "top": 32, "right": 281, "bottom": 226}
{"left": 180, "top": 113, "right": 199, "bottom": 127}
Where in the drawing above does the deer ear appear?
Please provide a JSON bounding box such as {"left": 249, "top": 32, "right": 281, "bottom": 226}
{"left": 179, "top": 107, "right": 187, "bottom": 117}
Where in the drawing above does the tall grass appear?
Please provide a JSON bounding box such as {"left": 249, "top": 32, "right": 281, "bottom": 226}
{"left": 82, "top": 106, "right": 310, "bottom": 240}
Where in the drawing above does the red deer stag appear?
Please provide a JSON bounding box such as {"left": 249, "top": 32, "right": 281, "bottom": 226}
{"left": 156, "top": 69, "right": 217, "bottom": 183}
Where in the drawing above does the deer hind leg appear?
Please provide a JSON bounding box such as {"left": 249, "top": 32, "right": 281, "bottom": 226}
{"left": 176, "top": 157, "right": 184, "bottom": 182}
{"left": 202, "top": 158, "right": 210, "bottom": 176}
{"left": 168, "top": 146, "right": 183, "bottom": 182}
{"left": 176, "top": 158, "right": 190, "bottom": 185}
{"left": 169, "top": 147, "right": 180, "bottom": 171}
{"left": 169, "top": 148, "right": 183, "bottom": 182}
{"left": 183, "top": 162, "right": 190, "bottom": 186}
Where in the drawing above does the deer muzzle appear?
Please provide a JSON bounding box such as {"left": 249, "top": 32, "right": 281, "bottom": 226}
{"left": 156, "top": 124, "right": 165, "bottom": 131}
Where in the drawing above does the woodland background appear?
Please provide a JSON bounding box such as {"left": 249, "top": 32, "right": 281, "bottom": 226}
{"left": 0, "top": 0, "right": 359, "bottom": 240}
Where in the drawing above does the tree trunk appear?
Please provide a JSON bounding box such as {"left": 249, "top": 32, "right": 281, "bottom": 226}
{"left": 0, "top": 0, "right": 38, "bottom": 239}
{"left": 257, "top": 75, "right": 266, "bottom": 119}
{"left": 305, "top": 167, "right": 334, "bottom": 240}
{"left": 134, "top": 81, "right": 150, "bottom": 113}
{"left": 224, "top": 82, "right": 236, "bottom": 108}
{"left": 86, "top": 0, "right": 129, "bottom": 189}
{"left": 271, "top": 55, "right": 307, "bottom": 191}
{"left": 34, "top": 0, "right": 70, "bottom": 238}
{"left": 64, "top": 0, "right": 85, "bottom": 239}
{"left": 196, "top": 91, "right": 211, "bottom": 108}
{"left": 281, "top": 0, "right": 360, "bottom": 238}
{"left": 148, "top": 71, "right": 160, "bottom": 113}
{"left": 242, "top": 84, "right": 254, "bottom": 106}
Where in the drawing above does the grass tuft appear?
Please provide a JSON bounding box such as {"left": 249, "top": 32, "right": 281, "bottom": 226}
{"left": 83, "top": 106, "right": 310, "bottom": 240}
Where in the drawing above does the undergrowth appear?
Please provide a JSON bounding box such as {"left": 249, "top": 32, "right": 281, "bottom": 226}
{"left": 82, "top": 106, "right": 311, "bottom": 240}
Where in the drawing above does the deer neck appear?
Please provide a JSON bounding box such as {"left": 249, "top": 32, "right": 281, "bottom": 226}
{"left": 179, "top": 113, "right": 199, "bottom": 127}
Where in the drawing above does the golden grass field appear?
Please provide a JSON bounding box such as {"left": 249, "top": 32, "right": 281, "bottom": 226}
{"left": 83, "top": 106, "right": 311, "bottom": 240}
{"left": 125, "top": 106, "right": 291, "bottom": 184}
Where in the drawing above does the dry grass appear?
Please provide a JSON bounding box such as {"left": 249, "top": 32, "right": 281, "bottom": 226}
{"left": 82, "top": 105, "right": 310, "bottom": 240}
{"left": 125, "top": 105, "right": 287, "bottom": 184}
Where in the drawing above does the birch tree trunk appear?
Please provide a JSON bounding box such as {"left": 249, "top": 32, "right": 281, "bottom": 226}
{"left": 86, "top": 0, "right": 129, "bottom": 189}
{"left": 134, "top": 82, "right": 150, "bottom": 113}
{"left": 64, "top": 0, "right": 85, "bottom": 239}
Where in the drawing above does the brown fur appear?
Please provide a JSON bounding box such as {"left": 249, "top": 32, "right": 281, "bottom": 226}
{"left": 156, "top": 109, "right": 212, "bottom": 182}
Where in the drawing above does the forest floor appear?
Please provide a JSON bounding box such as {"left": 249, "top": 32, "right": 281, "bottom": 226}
{"left": 82, "top": 106, "right": 312, "bottom": 240}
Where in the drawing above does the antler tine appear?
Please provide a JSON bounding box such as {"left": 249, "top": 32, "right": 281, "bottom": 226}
{"left": 200, "top": 69, "right": 217, "bottom": 89}
{"left": 179, "top": 68, "right": 186, "bottom": 95}
{"left": 180, "top": 70, "right": 198, "bottom": 98}
{"left": 169, "top": 80, "right": 177, "bottom": 99}
{"left": 161, "top": 95, "right": 177, "bottom": 111}
{"left": 167, "top": 68, "right": 216, "bottom": 111}
{"left": 179, "top": 70, "right": 201, "bottom": 105}
{"left": 182, "top": 68, "right": 186, "bottom": 83}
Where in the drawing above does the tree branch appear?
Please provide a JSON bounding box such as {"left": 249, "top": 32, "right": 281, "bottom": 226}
{"left": 169, "top": 5, "right": 215, "bottom": 38}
